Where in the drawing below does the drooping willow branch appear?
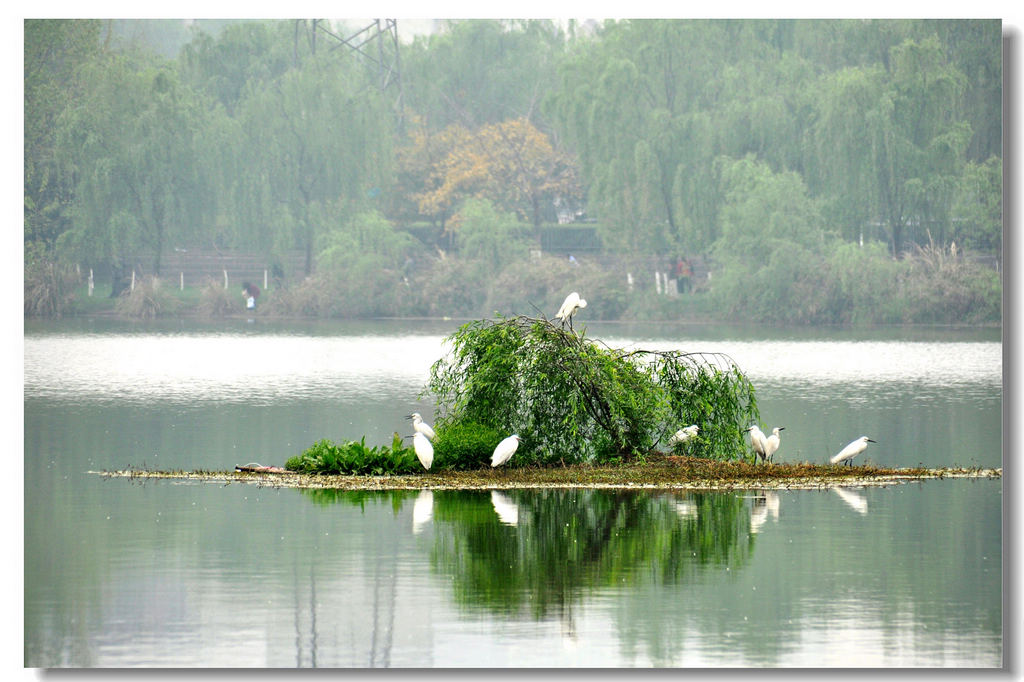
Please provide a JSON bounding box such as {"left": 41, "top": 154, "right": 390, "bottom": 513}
{"left": 425, "top": 314, "right": 759, "bottom": 464}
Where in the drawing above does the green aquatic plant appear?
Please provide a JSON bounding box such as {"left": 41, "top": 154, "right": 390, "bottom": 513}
{"left": 285, "top": 432, "right": 421, "bottom": 475}
{"left": 426, "top": 314, "right": 759, "bottom": 465}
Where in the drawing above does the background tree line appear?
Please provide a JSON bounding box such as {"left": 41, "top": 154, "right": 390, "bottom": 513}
{"left": 24, "top": 18, "right": 1002, "bottom": 324}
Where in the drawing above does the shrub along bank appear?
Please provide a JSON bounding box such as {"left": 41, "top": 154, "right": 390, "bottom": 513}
{"left": 26, "top": 242, "right": 1000, "bottom": 326}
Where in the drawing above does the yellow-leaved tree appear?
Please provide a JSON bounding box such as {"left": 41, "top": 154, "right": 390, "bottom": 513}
{"left": 402, "top": 117, "right": 581, "bottom": 230}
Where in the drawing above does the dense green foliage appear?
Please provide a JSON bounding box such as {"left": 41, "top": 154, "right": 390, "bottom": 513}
{"left": 24, "top": 19, "right": 1002, "bottom": 325}
{"left": 427, "top": 315, "right": 759, "bottom": 464}
{"left": 285, "top": 433, "right": 421, "bottom": 475}
{"left": 430, "top": 422, "right": 505, "bottom": 470}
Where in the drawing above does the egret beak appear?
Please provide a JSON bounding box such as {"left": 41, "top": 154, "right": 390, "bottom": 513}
{"left": 867, "top": 438, "right": 877, "bottom": 443}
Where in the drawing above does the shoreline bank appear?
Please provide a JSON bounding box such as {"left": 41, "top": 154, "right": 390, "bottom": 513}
{"left": 91, "top": 462, "right": 1002, "bottom": 492}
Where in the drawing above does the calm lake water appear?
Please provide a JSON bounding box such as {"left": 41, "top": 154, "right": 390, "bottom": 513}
{"left": 23, "top": 318, "right": 1002, "bottom": 668}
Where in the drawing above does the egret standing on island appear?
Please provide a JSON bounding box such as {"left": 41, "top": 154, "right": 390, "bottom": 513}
{"left": 831, "top": 436, "right": 876, "bottom": 466}
{"left": 491, "top": 435, "right": 521, "bottom": 467}
{"left": 746, "top": 424, "right": 768, "bottom": 463}
{"left": 555, "top": 292, "right": 587, "bottom": 328}
{"left": 408, "top": 412, "right": 436, "bottom": 441}
{"left": 413, "top": 432, "right": 434, "bottom": 470}
{"left": 764, "top": 426, "right": 784, "bottom": 464}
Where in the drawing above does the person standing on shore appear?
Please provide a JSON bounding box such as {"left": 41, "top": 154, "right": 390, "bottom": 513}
{"left": 242, "top": 282, "right": 260, "bottom": 310}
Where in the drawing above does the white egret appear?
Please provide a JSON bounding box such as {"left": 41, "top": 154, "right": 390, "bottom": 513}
{"left": 555, "top": 292, "right": 587, "bottom": 326}
{"left": 668, "top": 424, "right": 699, "bottom": 446}
{"left": 412, "top": 431, "right": 434, "bottom": 470}
{"left": 746, "top": 424, "right": 767, "bottom": 463}
{"left": 408, "top": 412, "right": 436, "bottom": 441}
{"left": 764, "top": 426, "right": 784, "bottom": 463}
{"left": 830, "top": 436, "right": 876, "bottom": 466}
{"left": 490, "top": 490, "right": 519, "bottom": 526}
{"left": 491, "top": 434, "right": 521, "bottom": 467}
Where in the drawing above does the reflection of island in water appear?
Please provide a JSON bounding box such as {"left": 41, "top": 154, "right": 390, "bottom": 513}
{"left": 296, "top": 487, "right": 781, "bottom": 625}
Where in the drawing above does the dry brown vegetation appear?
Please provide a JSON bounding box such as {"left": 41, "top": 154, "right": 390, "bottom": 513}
{"left": 94, "top": 455, "right": 1000, "bottom": 491}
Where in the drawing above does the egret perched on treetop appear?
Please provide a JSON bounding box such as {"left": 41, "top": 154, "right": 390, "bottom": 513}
{"left": 491, "top": 434, "right": 521, "bottom": 467}
{"left": 408, "top": 412, "right": 436, "bottom": 441}
{"left": 830, "top": 436, "right": 876, "bottom": 466}
{"left": 746, "top": 424, "right": 768, "bottom": 463}
{"left": 555, "top": 292, "right": 587, "bottom": 328}
{"left": 764, "top": 426, "right": 784, "bottom": 463}
{"left": 669, "top": 425, "right": 699, "bottom": 446}
{"left": 412, "top": 432, "right": 434, "bottom": 470}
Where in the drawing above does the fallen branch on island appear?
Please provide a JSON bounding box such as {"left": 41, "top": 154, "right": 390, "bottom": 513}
{"left": 91, "top": 456, "right": 1001, "bottom": 491}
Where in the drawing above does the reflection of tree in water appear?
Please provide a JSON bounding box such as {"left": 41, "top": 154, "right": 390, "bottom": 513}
{"left": 299, "top": 488, "right": 417, "bottom": 512}
{"left": 426, "top": 489, "right": 756, "bottom": 620}
{"left": 292, "top": 486, "right": 764, "bottom": 649}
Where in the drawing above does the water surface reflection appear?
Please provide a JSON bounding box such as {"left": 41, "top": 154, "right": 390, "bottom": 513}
{"left": 302, "top": 488, "right": 758, "bottom": 621}
{"left": 275, "top": 483, "right": 999, "bottom": 667}
{"left": 23, "top": 322, "right": 1001, "bottom": 667}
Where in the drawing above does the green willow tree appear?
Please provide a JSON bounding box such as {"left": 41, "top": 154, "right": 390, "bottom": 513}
{"left": 872, "top": 36, "right": 971, "bottom": 254}
{"left": 710, "top": 155, "right": 833, "bottom": 322}
{"left": 24, "top": 19, "right": 1002, "bottom": 323}
{"left": 400, "top": 19, "right": 566, "bottom": 130}
{"left": 54, "top": 51, "right": 210, "bottom": 287}
{"left": 547, "top": 19, "right": 998, "bottom": 262}
{"left": 179, "top": 20, "right": 288, "bottom": 116}
{"left": 24, "top": 19, "right": 106, "bottom": 250}
{"left": 230, "top": 54, "right": 394, "bottom": 275}
{"left": 545, "top": 20, "right": 814, "bottom": 257}
{"left": 427, "top": 315, "right": 758, "bottom": 464}
{"left": 807, "top": 35, "right": 973, "bottom": 254}
{"left": 952, "top": 157, "right": 1002, "bottom": 255}
{"left": 451, "top": 198, "right": 529, "bottom": 270}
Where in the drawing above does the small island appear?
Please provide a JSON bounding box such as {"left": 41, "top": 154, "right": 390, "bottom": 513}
{"left": 93, "top": 455, "right": 1000, "bottom": 492}
{"left": 93, "top": 315, "right": 1001, "bottom": 491}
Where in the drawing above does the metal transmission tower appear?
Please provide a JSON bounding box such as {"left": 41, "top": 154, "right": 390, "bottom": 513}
{"left": 296, "top": 19, "right": 405, "bottom": 125}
